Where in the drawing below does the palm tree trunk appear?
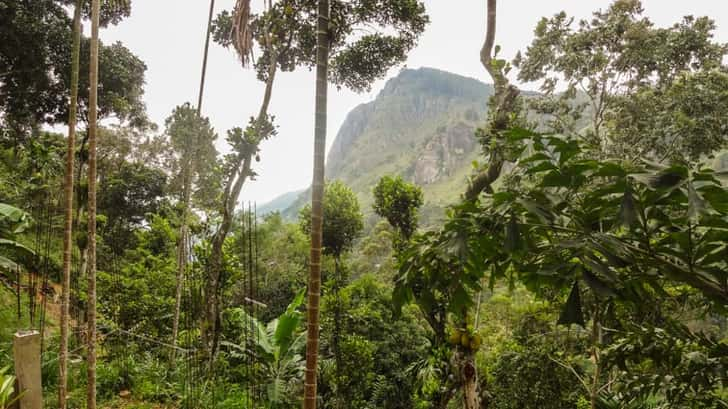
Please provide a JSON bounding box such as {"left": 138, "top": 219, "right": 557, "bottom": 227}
{"left": 197, "top": 0, "right": 215, "bottom": 116}
{"left": 86, "top": 0, "right": 100, "bottom": 407}
{"left": 304, "top": 1, "right": 330, "bottom": 407}
{"left": 58, "top": 2, "right": 82, "bottom": 407}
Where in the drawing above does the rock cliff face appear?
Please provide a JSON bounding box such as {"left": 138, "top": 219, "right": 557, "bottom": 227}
{"left": 277, "top": 68, "right": 494, "bottom": 224}
{"left": 413, "top": 121, "right": 479, "bottom": 185}
{"left": 326, "top": 68, "right": 491, "bottom": 183}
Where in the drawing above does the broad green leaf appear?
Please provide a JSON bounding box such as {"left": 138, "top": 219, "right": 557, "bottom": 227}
{"left": 517, "top": 198, "right": 554, "bottom": 223}
{"left": 0, "top": 255, "right": 18, "bottom": 272}
{"left": 582, "top": 268, "right": 617, "bottom": 298}
{"left": 0, "top": 238, "right": 35, "bottom": 256}
{"left": 505, "top": 127, "right": 539, "bottom": 141}
{"left": 557, "top": 281, "right": 585, "bottom": 327}
{"left": 504, "top": 217, "right": 521, "bottom": 252}
{"left": 700, "top": 184, "right": 728, "bottom": 213}
{"left": 594, "top": 162, "right": 627, "bottom": 178}
{"left": 583, "top": 255, "right": 618, "bottom": 283}
{"left": 648, "top": 166, "right": 688, "bottom": 190}
{"left": 541, "top": 170, "right": 571, "bottom": 188}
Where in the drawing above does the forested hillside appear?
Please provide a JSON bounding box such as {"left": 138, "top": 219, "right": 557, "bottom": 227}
{"left": 1, "top": 1, "right": 727, "bottom": 409}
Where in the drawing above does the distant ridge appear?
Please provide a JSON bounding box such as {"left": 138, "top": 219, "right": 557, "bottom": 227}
{"left": 257, "top": 189, "right": 305, "bottom": 216}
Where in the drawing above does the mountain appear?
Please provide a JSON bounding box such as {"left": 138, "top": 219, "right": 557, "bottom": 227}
{"left": 283, "top": 67, "right": 494, "bottom": 226}
{"left": 257, "top": 189, "right": 305, "bottom": 216}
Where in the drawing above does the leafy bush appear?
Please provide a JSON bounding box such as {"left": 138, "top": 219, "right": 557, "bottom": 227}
{"left": 490, "top": 348, "right": 585, "bottom": 409}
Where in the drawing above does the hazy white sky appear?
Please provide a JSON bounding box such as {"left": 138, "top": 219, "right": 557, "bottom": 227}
{"left": 100, "top": 0, "right": 728, "bottom": 205}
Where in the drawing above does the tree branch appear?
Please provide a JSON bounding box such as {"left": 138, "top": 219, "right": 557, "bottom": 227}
{"left": 465, "top": 0, "right": 520, "bottom": 202}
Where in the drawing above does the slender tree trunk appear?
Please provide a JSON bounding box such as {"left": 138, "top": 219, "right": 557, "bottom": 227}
{"left": 462, "top": 350, "right": 479, "bottom": 409}
{"left": 171, "top": 0, "right": 216, "bottom": 365}
{"left": 197, "top": 0, "right": 215, "bottom": 115}
{"left": 304, "top": 2, "right": 330, "bottom": 407}
{"left": 590, "top": 305, "right": 602, "bottom": 409}
{"left": 58, "top": 2, "right": 82, "bottom": 407}
{"left": 170, "top": 171, "right": 190, "bottom": 364}
{"left": 332, "top": 256, "right": 343, "bottom": 404}
{"left": 86, "top": 0, "right": 100, "bottom": 407}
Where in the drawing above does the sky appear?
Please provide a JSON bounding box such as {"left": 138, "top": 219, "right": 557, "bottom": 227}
{"left": 99, "top": 0, "right": 728, "bottom": 206}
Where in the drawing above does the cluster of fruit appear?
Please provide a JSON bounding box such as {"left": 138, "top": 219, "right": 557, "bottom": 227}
{"left": 448, "top": 328, "right": 482, "bottom": 351}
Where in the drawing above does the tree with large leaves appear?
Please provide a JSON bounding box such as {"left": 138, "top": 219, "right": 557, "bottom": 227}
{"left": 513, "top": 0, "right": 728, "bottom": 162}
{"left": 0, "top": 203, "right": 34, "bottom": 273}
{"left": 202, "top": 0, "right": 279, "bottom": 360}
{"left": 222, "top": 289, "right": 307, "bottom": 408}
{"left": 477, "top": 127, "right": 728, "bottom": 407}
{"left": 393, "top": 1, "right": 519, "bottom": 407}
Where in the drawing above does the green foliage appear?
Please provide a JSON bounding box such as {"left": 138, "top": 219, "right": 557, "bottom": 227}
{"left": 0, "top": 0, "right": 149, "bottom": 130}
{"left": 611, "top": 70, "right": 728, "bottom": 162}
{"left": 514, "top": 0, "right": 728, "bottom": 160}
{"left": 98, "top": 214, "right": 177, "bottom": 339}
{"left": 299, "top": 181, "right": 364, "bottom": 257}
{"left": 603, "top": 323, "right": 727, "bottom": 408}
{"left": 0, "top": 0, "right": 73, "bottom": 127}
{"left": 373, "top": 175, "right": 424, "bottom": 241}
{"left": 489, "top": 129, "right": 728, "bottom": 305}
{"left": 0, "top": 203, "right": 34, "bottom": 272}
{"left": 232, "top": 212, "right": 308, "bottom": 322}
{"left": 490, "top": 349, "right": 583, "bottom": 409}
{"left": 98, "top": 161, "right": 168, "bottom": 260}
{"left": 164, "top": 102, "right": 220, "bottom": 210}
{"left": 0, "top": 365, "right": 21, "bottom": 409}
{"left": 319, "top": 275, "right": 430, "bottom": 409}
{"left": 213, "top": 0, "right": 429, "bottom": 92}
{"left": 349, "top": 220, "right": 397, "bottom": 280}
{"left": 222, "top": 289, "right": 307, "bottom": 408}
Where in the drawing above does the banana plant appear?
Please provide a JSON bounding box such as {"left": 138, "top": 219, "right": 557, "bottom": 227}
{"left": 222, "top": 289, "right": 307, "bottom": 408}
{"left": 0, "top": 203, "right": 34, "bottom": 272}
{"left": 0, "top": 366, "right": 23, "bottom": 409}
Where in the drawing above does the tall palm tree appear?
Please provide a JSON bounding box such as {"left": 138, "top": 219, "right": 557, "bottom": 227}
{"left": 303, "top": 0, "right": 330, "bottom": 407}
{"left": 86, "top": 0, "right": 101, "bottom": 407}
{"left": 58, "top": 1, "right": 82, "bottom": 407}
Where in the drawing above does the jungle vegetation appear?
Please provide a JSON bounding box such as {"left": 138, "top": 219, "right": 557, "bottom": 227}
{"left": 0, "top": 0, "right": 726, "bottom": 408}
